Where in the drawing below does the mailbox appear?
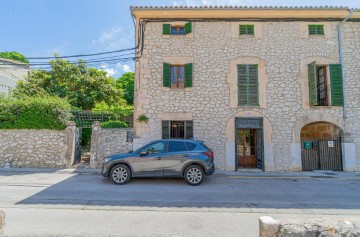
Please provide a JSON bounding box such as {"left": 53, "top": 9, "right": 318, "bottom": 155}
{"left": 304, "top": 141, "right": 312, "bottom": 149}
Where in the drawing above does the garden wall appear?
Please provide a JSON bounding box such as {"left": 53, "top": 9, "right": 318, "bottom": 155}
{"left": 0, "top": 123, "right": 76, "bottom": 168}
{"left": 90, "top": 122, "right": 134, "bottom": 168}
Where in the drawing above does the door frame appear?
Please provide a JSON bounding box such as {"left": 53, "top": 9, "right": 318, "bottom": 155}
{"left": 235, "top": 117, "right": 264, "bottom": 171}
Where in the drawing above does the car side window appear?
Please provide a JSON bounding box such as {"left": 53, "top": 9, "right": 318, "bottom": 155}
{"left": 142, "top": 142, "right": 166, "bottom": 154}
{"left": 168, "top": 141, "right": 187, "bottom": 152}
{"left": 186, "top": 142, "right": 197, "bottom": 151}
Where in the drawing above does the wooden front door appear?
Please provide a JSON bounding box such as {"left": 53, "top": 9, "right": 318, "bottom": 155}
{"left": 237, "top": 129, "right": 257, "bottom": 168}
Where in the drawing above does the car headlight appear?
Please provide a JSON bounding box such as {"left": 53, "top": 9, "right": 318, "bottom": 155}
{"left": 103, "top": 157, "right": 112, "bottom": 163}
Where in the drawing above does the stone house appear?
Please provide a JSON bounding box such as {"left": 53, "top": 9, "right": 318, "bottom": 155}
{"left": 0, "top": 58, "right": 29, "bottom": 95}
{"left": 130, "top": 6, "right": 360, "bottom": 172}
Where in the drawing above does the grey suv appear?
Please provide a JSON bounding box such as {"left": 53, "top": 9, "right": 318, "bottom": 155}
{"left": 101, "top": 139, "right": 215, "bottom": 185}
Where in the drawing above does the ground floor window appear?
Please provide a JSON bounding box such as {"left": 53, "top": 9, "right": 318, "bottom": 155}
{"left": 162, "top": 120, "right": 193, "bottom": 139}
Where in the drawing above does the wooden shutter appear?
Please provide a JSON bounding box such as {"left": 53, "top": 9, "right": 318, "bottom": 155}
{"left": 163, "top": 24, "right": 170, "bottom": 35}
{"left": 330, "top": 64, "right": 344, "bottom": 106}
{"left": 237, "top": 64, "right": 258, "bottom": 105}
{"left": 309, "top": 25, "right": 324, "bottom": 35}
{"left": 162, "top": 121, "right": 170, "bottom": 139}
{"left": 248, "top": 65, "right": 258, "bottom": 105}
{"left": 185, "top": 121, "right": 193, "bottom": 139}
{"left": 185, "top": 63, "right": 193, "bottom": 88}
{"left": 185, "top": 22, "right": 192, "bottom": 34}
{"left": 163, "top": 63, "right": 171, "bottom": 87}
{"left": 239, "top": 25, "right": 254, "bottom": 35}
{"left": 308, "top": 61, "right": 318, "bottom": 106}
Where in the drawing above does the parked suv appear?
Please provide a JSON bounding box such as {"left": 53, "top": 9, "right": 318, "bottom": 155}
{"left": 101, "top": 139, "right": 215, "bottom": 185}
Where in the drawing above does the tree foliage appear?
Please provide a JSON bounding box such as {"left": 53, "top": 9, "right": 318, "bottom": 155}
{"left": 116, "top": 72, "right": 134, "bottom": 105}
{"left": 0, "top": 51, "right": 29, "bottom": 64}
{"left": 12, "top": 58, "right": 124, "bottom": 110}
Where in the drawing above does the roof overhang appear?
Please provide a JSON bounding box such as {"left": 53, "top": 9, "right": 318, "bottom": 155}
{"left": 130, "top": 6, "right": 360, "bottom": 20}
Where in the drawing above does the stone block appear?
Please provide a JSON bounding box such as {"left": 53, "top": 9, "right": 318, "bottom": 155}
{"left": 259, "top": 216, "right": 280, "bottom": 237}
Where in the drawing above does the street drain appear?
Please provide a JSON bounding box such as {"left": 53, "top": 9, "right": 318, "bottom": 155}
{"left": 310, "top": 176, "right": 335, "bottom": 179}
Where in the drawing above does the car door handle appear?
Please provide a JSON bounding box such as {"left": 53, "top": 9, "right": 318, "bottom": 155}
{"left": 156, "top": 157, "right": 162, "bottom": 160}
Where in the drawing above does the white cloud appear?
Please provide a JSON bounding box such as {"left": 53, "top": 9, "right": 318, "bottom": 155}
{"left": 93, "top": 26, "right": 122, "bottom": 44}
{"left": 100, "top": 63, "right": 117, "bottom": 77}
{"left": 116, "top": 63, "right": 132, "bottom": 73}
{"left": 92, "top": 25, "right": 133, "bottom": 51}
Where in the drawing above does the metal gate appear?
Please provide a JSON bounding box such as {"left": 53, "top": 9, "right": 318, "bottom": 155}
{"left": 301, "top": 138, "right": 342, "bottom": 171}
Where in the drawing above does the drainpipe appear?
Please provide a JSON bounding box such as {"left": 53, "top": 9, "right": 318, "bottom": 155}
{"left": 337, "top": 9, "right": 355, "bottom": 119}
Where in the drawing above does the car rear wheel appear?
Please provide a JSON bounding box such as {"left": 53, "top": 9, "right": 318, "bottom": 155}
{"left": 110, "top": 164, "right": 131, "bottom": 185}
{"left": 184, "top": 165, "right": 204, "bottom": 186}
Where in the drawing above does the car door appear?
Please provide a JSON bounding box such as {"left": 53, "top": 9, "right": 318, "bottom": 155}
{"left": 163, "top": 141, "right": 189, "bottom": 176}
{"left": 131, "top": 141, "right": 167, "bottom": 177}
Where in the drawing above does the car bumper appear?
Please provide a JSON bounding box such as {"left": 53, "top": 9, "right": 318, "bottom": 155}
{"left": 101, "top": 163, "right": 108, "bottom": 177}
{"left": 205, "top": 164, "right": 215, "bottom": 176}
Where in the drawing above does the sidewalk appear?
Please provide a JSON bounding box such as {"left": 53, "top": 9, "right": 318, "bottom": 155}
{"left": 1, "top": 167, "right": 359, "bottom": 179}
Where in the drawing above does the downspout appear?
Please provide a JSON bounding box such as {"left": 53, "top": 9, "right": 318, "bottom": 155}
{"left": 337, "top": 9, "right": 354, "bottom": 119}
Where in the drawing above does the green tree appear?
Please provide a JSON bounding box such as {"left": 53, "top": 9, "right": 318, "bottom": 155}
{"left": 116, "top": 72, "right": 134, "bottom": 105}
{"left": 0, "top": 51, "right": 29, "bottom": 64}
{"left": 12, "top": 58, "right": 124, "bottom": 110}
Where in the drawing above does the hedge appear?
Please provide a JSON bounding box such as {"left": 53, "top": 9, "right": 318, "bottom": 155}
{"left": 0, "top": 95, "right": 71, "bottom": 130}
{"left": 101, "top": 120, "right": 128, "bottom": 128}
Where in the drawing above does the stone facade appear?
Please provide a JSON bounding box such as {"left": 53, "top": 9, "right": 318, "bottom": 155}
{"left": 0, "top": 58, "right": 29, "bottom": 95}
{"left": 0, "top": 124, "right": 76, "bottom": 168}
{"left": 132, "top": 7, "right": 360, "bottom": 171}
{"left": 90, "top": 122, "right": 134, "bottom": 168}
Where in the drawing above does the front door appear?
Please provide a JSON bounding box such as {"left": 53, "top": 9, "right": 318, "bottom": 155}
{"left": 237, "top": 129, "right": 257, "bottom": 168}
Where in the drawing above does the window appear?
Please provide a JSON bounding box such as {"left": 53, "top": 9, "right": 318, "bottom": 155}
{"left": 140, "top": 141, "right": 166, "bottom": 154}
{"left": 308, "top": 25, "right": 324, "bottom": 35}
{"left": 186, "top": 142, "right": 197, "bottom": 151}
{"left": 163, "top": 63, "right": 192, "bottom": 89}
{"left": 162, "top": 121, "right": 193, "bottom": 139}
{"left": 171, "top": 65, "right": 185, "bottom": 89}
{"left": 308, "top": 62, "right": 343, "bottom": 106}
{"left": 237, "top": 64, "right": 258, "bottom": 106}
{"left": 171, "top": 26, "right": 185, "bottom": 35}
{"left": 239, "top": 25, "right": 254, "bottom": 35}
{"left": 168, "top": 141, "right": 187, "bottom": 152}
{"left": 163, "top": 22, "right": 192, "bottom": 35}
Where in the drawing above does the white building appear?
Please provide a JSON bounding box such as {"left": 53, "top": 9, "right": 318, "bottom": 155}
{"left": 0, "top": 58, "right": 29, "bottom": 95}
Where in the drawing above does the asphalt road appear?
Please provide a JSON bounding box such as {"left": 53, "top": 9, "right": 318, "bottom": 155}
{"left": 1, "top": 170, "right": 360, "bottom": 236}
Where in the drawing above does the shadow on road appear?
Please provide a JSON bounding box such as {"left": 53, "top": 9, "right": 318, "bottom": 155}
{"left": 15, "top": 173, "right": 360, "bottom": 209}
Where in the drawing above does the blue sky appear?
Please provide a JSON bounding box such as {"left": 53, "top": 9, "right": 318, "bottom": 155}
{"left": 1, "top": 0, "right": 359, "bottom": 78}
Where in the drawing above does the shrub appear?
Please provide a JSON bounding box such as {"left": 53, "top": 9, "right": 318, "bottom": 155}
{"left": 101, "top": 120, "right": 128, "bottom": 128}
{"left": 0, "top": 95, "right": 71, "bottom": 130}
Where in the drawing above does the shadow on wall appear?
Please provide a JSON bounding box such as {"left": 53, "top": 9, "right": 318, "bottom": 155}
{"left": 15, "top": 173, "right": 360, "bottom": 209}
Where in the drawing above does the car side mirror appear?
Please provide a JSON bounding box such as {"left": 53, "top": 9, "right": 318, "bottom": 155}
{"left": 139, "top": 151, "right": 148, "bottom": 156}
{"left": 128, "top": 150, "right": 133, "bottom": 153}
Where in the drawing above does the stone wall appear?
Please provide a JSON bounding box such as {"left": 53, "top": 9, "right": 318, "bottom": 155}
{"left": 134, "top": 20, "right": 360, "bottom": 171}
{"left": 0, "top": 209, "right": 4, "bottom": 237}
{"left": 90, "top": 122, "right": 134, "bottom": 168}
{"left": 0, "top": 124, "right": 76, "bottom": 168}
{"left": 259, "top": 216, "right": 360, "bottom": 237}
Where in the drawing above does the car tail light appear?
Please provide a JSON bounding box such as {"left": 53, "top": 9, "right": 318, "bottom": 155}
{"left": 203, "top": 150, "right": 214, "bottom": 157}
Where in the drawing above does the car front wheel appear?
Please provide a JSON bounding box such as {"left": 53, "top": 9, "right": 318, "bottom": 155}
{"left": 110, "top": 164, "right": 131, "bottom": 185}
{"left": 184, "top": 165, "right": 204, "bottom": 186}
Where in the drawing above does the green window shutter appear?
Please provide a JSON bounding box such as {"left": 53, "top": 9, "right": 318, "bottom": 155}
{"left": 185, "top": 121, "right": 193, "bottom": 139}
{"left": 239, "top": 25, "right": 254, "bottom": 35}
{"left": 309, "top": 25, "right": 324, "bottom": 35}
{"left": 163, "top": 63, "right": 171, "bottom": 87}
{"left": 162, "top": 121, "right": 170, "bottom": 139}
{"left": 185, "top": 63, "right": 193, "bottom": 88}
{"left": 237, "top": 64, "right": 258, "bottom": 106}
{"left": 308, "top": 61, "right": 318, "bottom": 106}
{"left": 247, "top": 64, "right": 258, "bottom": 105}
{"left": 163, "top": 24, "right": 170, "bottom": 35}
{"left": 185, "top": 22, "right": 192, "bottom": 34}
{"left": 330, "top": 64, "right": 344, "bottom": 106}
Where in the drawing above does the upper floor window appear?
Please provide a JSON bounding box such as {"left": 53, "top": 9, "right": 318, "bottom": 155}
{"left": 163, "top": 22, "right": 192, "bottom": 35}
{"left": 308, "top": 62, "right": 343, "bottom": 106}
{"left": 237, "top": 64, "right": 258, "bottom": 106}
{"left": 308, "top": 24, "right": 324, "bottom": 35}
{"left": 239, "top": 24, "right": 254, "bottom": 35}
{"left": 163, "top": 63, "right": 192, "bottom": 89}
